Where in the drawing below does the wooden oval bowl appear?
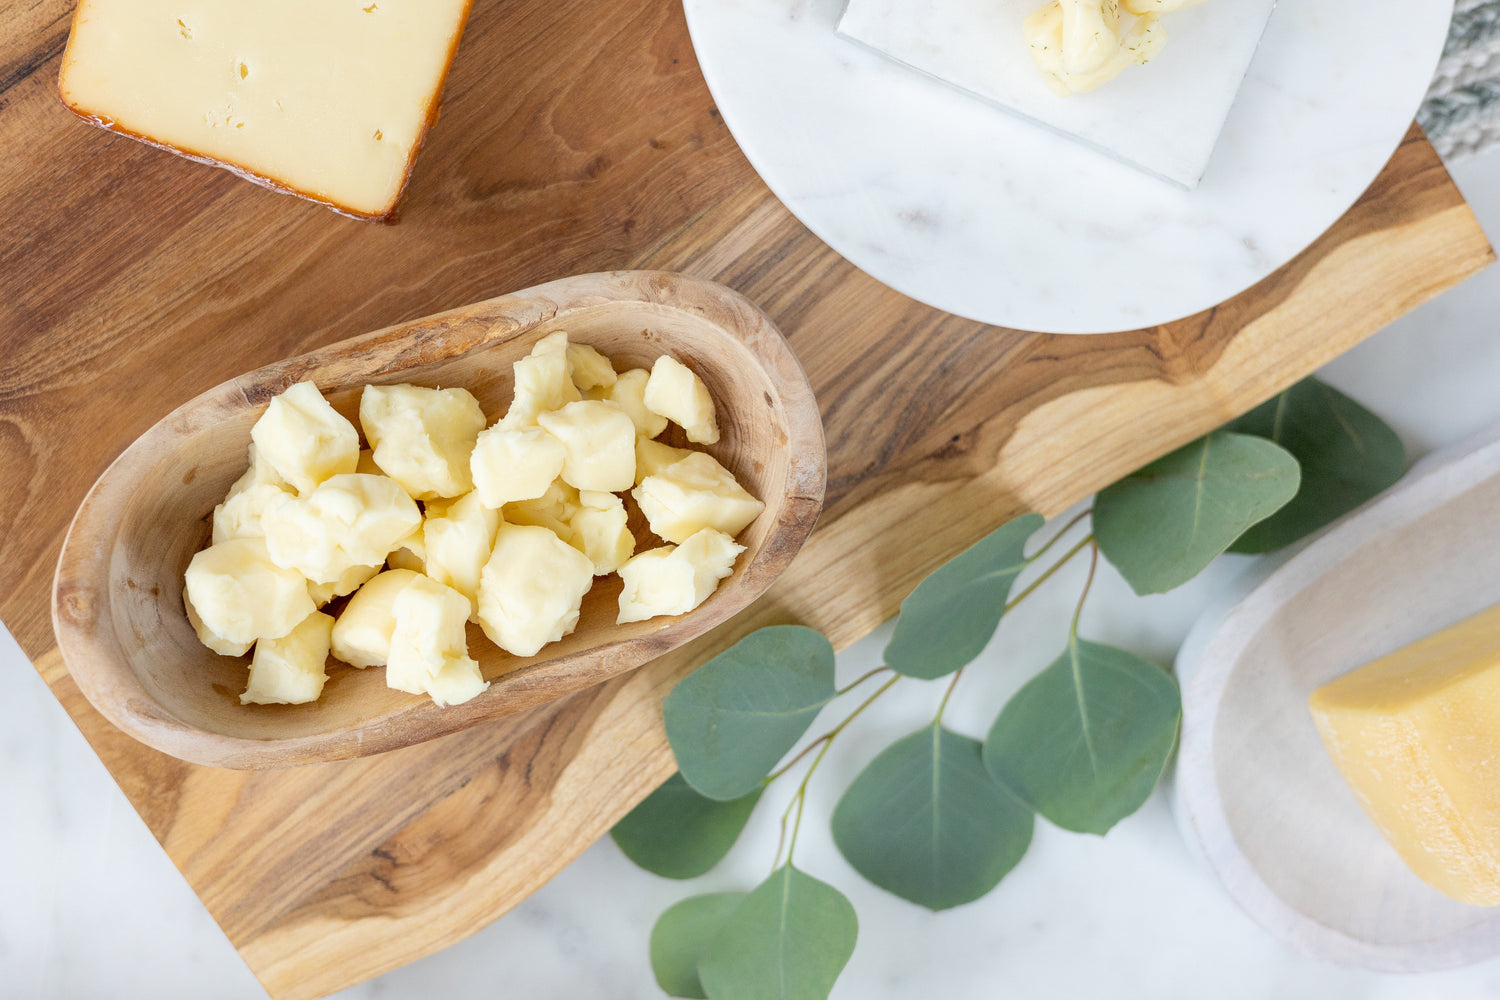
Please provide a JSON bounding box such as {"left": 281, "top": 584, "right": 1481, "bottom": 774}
{"left": 52, "top": 271, "right": 825, "bottom": 769}
{"left": 1172, "top": 423, "right": 1500, "bottom": 971}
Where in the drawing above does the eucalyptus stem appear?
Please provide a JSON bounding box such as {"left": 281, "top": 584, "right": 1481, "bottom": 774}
{"left": 1070, "top": 542, "right": 1100, "bottom": 639}
{"left": 1006, "top": 534, "right": 1093, "bottom": 613}
{"left": 835, "top": 664, "right": 892, "bottom": 696}
{"left": 770, "top": 673, "right": 901, "bottom": 870}
{"left": 934, "top": 667, "right": 964, "bottom": 723}
{"left": 1025, "top": 507, "right": 1092, "bottom": 564}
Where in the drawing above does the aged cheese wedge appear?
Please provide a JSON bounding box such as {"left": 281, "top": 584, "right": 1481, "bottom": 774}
{"left": 1309, "top": 604, "right": 1500, "bottom": 905}
{"left": 58, "top": 0, "right": 473, "bottom": 220}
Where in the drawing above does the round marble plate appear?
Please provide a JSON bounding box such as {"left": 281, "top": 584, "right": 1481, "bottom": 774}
{"left": 683, "top": 0, "right": 1452, "bottom": 333}
{"left": 1171, "top": 424, "right": 1500, "bottom": 971}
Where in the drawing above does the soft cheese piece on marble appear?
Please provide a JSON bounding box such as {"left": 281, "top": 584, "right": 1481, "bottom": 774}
{"left": 836, "top": 0, "right": 1275, "bottom": 186}
{"left": 1309, "top": 603, "right": 1500, "bottom": 906}
{"left": 57, "top": 0, "right": 471, "bottom": 219}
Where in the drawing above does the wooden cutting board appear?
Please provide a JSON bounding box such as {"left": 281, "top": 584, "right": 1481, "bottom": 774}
{"left": 1, "top": 0, "right": 1491, "bottom": 997}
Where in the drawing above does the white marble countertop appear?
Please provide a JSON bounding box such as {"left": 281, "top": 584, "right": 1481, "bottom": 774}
{"left": 4, "top": 146, "right": 1498, "bottom": 1000}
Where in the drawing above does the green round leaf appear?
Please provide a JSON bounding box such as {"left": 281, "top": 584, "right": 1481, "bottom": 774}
{"left": 664, "top": 625, "right": 836, "bottom": 800}
{"left": 698, "top": 865, "right": 857, "bottom": 1000}
{"left": 884, "top": 513, "right": 1044, "bottom": 679}
{"left": 1225, "top": 377, "right": 1405, "bottom": 554}
{"left": 610, "top": 773, "right": 762, "bottom": 879}
{"left": 1094, "top": 431, "right": 1300, "bottom": 594}
{"left": 650, "top": 892, "right": 746, "bottom": 998}
{"left": 831, "top": 724, "right": 1034, "bottom": 910}
{"left": 983, "top": 639, "right": 1180, "bottom": 835}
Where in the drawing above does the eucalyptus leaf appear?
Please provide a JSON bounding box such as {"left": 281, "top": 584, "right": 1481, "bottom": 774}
{"left": 611, "top": 773, "right": 762, "bottom": 879}
{"left": 1094, "top": 431, "right": 1300, "bottom": 594}
{"left": 1225, "top": 378, "right": 1405, "bottom": 553}
{"left": 650, "top": 892, "right": 746, "bottom": 998}
{"left": 698, "top": 865, "right": 858, "bottom": 1000}
{"left": 664, "top": 625, "right": 836, "bottom": 801}
{"left": 831, "top": 724, "right": 1034, "bottom": 910}
{"left": 884, "top": 513, "right": 1045, "bottom": 679}
{"left": 983, "top": 639, "right": 1180, "bottom": 835}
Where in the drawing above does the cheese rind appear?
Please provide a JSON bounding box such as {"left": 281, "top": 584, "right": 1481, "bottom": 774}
{"left": 58, "top": 0, "right": 472, "bottom": 219}
{"left": 1309, "top": 604, "right": 1500, "bottom": 906}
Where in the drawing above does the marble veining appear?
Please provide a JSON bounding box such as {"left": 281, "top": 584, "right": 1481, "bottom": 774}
{"left": 684, "top": 0, "right": 1451, "bottom": 333}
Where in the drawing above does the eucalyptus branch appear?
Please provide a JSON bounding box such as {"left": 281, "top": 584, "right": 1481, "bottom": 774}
{"left": 1006, "top": 533, "right": 1094, "bottom": 613}
{"left": 835, "top": 664, "right": 892, "bottom": 696}
{"left": 934, "top": 667, "right": 964, "bottom": 723}
{"left": 1070, "top": 542, "right": 1100, "bottom": 639}
{"left": 1024, "top": 507, "right": 1092, "bottom": 564}
{"left": 770, "top": 673, "right": 901, "bottom": 870}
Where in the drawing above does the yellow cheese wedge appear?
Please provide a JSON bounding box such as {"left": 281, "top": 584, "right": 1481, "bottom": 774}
{"left": 1309, "top": 603, "right": 1500, "bottom": 905}
{"left": 58, "top": 0, "right": 472, "bottom": 220}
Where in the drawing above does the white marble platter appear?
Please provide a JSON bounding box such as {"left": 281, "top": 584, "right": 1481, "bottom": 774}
{"left": 683, "top": 0, "right": 1452, "bottom": 333}
{"left": 1173, "top": 424, "right": 1500, "bottom": 971}
{"left": 838, "top": 0, "right": 1276, "bottom": 187}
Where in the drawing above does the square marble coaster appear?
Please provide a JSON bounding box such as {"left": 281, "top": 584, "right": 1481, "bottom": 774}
{"left": 836, "top": 0, "right": 1276, "bottom": 187}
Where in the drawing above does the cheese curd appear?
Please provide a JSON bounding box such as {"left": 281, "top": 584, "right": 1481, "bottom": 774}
{"left": 568, "top": 343, "right": 618, "bottom": 392}
{"left": 470, "top": 424, "right": 567, "bottom": 508}
{"left": 185, "top": 537, "right": 316, "bottom": 646}
{"left": 633, "top": 452, "right": 765, "bottom": 544}
{"left": 571, "top": 491, "right": 635, "bottom": 575}
{"left": 635, "top": 438, "right": 696, "bottom": 485}
{"left": 250, "top": 380, "right": 359, "bottom": 494}
{"left": 503, "top": 479, "right": 582, "bottom": 544}
{"left": 644, "top": 356, "right": 719, "bottom": 445}
{"left": 330, "top": 568, "right": 423, "bottom": 668}
{"left": 536, "top": 400, "right": 637, "bottom": 493}
{"left": 422, "top": 491, "right": 501, "bottom": 616}
{"left": 359, "top": 384, "right": 486, "bottom": 500}
{"left": 186, "top": 340, "right": 763, "bottom": 711}
{"left": 603, "top": 368, "right": 669, "bottom": 438}
{"left": 212, "top": 481, "right": 293, "bottom": 545}
{"left": 1025, "top": 0, "right": 1168, "bottom": 96}
{"left": 616, "top": 529, "right": 745, "bottom": 624}
{"left": 477, "top": 523, "right": 595, "bottom": 657}
{"left": 262, "top": 473, "right": 422, "bottom": 584}
{"left": 505, "top": 333, "right": 581, "bottom": 426}
{"left": 307, "top": 563, "right": 380, "bottom": 608}
{"left": 385, "top": 575, "right": 483, "bottom": 702}
{"left": 241, "top": 610, "right": 334, "bottom": 706}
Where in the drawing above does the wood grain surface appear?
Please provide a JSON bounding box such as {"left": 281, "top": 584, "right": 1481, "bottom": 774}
{"left": 1, "top": 0, "right": 1492, "bottom": 996}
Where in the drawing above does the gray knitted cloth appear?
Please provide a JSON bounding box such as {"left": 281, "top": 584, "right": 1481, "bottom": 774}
{"left": 1419, "top": 0, "right": 1500, "bottom": 159}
